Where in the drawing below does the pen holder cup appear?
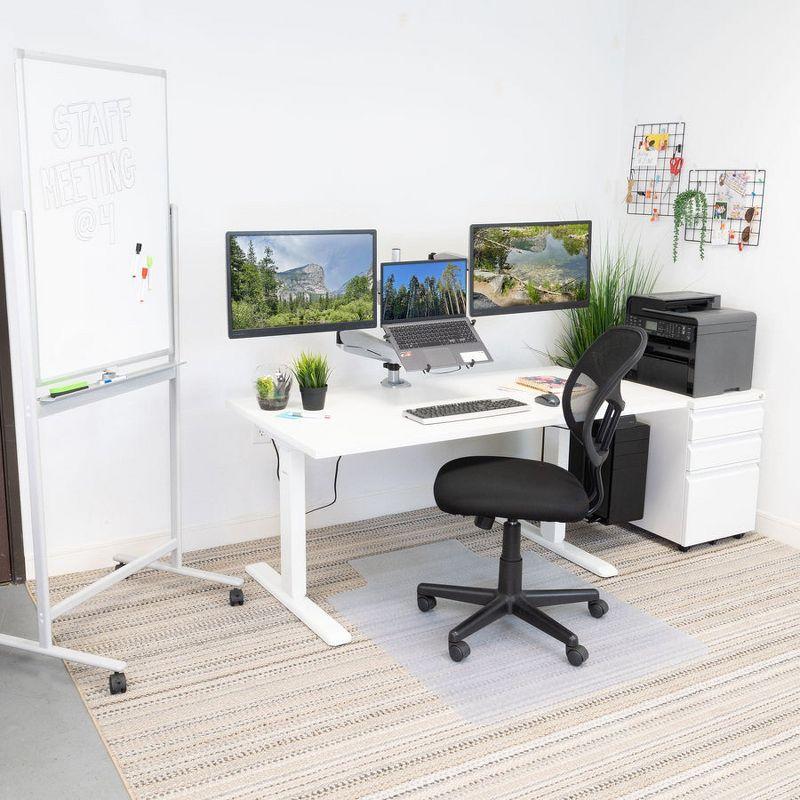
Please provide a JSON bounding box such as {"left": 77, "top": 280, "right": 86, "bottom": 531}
{"left": 254, "top": 365, "right": 292, "bottom": 411}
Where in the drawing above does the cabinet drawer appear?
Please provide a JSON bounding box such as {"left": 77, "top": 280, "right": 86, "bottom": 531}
{"left": 687, "top": 433, "right": 762, "bottom": 471}
{"left": 684, "top": 463, "right": 759, "bottom": 545}
{"left": 689, "top": 402, "right": 764, "bottom": 441}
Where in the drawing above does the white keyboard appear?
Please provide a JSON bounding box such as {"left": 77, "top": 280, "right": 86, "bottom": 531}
{"left": 403, "top": 397, "right": 530, "bottom": 425}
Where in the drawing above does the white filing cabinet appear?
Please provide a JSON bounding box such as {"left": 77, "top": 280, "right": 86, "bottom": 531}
{"left": 634, "top": 389, "right": 765, "bottom": 548}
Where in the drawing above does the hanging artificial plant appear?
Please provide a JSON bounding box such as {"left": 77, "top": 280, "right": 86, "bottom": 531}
{"left": 673, "top": 189, "right": 708, "bottom": 262}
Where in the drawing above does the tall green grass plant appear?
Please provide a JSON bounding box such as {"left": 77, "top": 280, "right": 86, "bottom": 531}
{"left": 548, "top": 235, "right": 660, "bottom": 368}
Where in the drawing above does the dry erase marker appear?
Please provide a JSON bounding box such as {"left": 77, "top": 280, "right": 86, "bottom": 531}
{"left": 139, "top": 256, "right": 153, "bottom": 302}
{"left": 49, "top": 381, "right": 89, "bottom": 398}
{"left": 130, "top": 242, "right": 142, "bottom": 278}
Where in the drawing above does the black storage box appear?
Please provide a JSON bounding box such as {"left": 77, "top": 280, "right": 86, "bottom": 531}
{"left": 569, "top": 415, "right": 650, "bottom": 525}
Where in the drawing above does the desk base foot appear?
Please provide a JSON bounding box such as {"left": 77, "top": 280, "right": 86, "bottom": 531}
{"left": 246, "top": 562, "right": 352, "bottom": 646}
{"left": 520, "top": 523, "right": 619, "bottom": 578}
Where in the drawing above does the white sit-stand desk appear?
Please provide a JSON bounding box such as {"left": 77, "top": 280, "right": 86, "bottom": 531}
{"left": 228, "top": 366, "right": 688, "bottom": 647}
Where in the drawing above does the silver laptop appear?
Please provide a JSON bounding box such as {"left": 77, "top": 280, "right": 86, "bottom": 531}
{"left": 380, "top": 258, "right": 492, "bottom": 372}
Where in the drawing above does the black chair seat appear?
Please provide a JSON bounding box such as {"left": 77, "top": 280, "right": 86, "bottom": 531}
{"left": 434, "top": 455, "right": 590, "bottom": 523}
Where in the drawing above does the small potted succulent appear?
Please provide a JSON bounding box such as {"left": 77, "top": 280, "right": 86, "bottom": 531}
{"left": 254, "top": 364, "right": 292, "bottom": 410}
{"left": 292, "top": 351, "right": 331, "bottom": 412}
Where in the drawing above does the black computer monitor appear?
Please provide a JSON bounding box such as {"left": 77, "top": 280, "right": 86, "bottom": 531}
{"left": 469, "top": 221, "right": 591, "bottom": 316}
{"left": 226, "top": 229, "right": 377, "bottom": 338}
{"left": 380, "top": 258, "right": 468, "bottom": 324}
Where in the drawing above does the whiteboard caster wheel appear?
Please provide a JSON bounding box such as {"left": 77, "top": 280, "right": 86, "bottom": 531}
{"left": 229, "top": 588, "right": 244, "bottom": 606}
{"left": 113, "top": 561, "right": 131, "bottom": 578}
{"left": 109, "top": 671, "right": 127, "bottom": 695}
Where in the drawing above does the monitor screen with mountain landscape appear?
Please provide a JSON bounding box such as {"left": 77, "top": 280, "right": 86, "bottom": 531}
{"left": 469, "top": 220, "right": 591, "bottom": 316}
{"left": 227, "top": 229, "right": 377, "bottom": 337}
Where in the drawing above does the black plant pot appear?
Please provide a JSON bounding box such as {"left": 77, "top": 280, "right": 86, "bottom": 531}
{"left": 299, "top": 385, "right": 327, "bottom": 411}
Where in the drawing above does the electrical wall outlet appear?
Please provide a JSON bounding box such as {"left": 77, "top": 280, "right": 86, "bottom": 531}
{"left": 253, "top": 425, "right": 271, "bottom": 444}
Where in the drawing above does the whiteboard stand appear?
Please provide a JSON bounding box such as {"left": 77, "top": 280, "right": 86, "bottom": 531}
{"left": 0, "top": 206, "right": 244, "bottom": 695}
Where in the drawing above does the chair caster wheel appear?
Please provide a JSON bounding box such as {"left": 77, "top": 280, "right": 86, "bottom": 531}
{"left": 566, "top": 644, "right": 589, "bottom": 666}
{"left": 679, "top": 545, "right": 691, "bottom": 553}
{"left": 109, "top": 671, "right": 127, "bottom": 695}
{"left": 417, "top": 594, "right": 437, "bottom": 612}
{"left": 588, "top": 599, "right": 609, "bottom": 618}
{"left": 449, "top": 640, "right": 470, "bottom": 662}
{"left": 229, "top": 588, "right": 244, "bottom": 606}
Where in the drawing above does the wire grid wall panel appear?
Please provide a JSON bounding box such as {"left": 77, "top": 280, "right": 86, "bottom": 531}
{"left": 685, "top": 169, "right": 766, "bottom": 248}
{"left": 627, "top": 122, "right": 686, "bottom": 218}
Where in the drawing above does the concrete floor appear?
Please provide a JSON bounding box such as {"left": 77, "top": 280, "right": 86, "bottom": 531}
{"left": 0, "top": 583, "right": 129, "bottom": 800}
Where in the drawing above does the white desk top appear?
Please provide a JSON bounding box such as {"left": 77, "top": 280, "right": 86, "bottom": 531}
{"left": 228, "top": 366, "right": 690, "bottom": 460}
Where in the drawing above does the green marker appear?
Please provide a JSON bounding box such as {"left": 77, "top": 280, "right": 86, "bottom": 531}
{"left": 49, "top": 381, "right": 89, "bottom": 398}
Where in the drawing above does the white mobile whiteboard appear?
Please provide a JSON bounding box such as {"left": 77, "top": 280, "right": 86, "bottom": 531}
{"left": 16, "top": 52, "right": 172, "bottom": 383}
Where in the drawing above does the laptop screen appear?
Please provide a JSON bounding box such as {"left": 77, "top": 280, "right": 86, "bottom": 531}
{"left": 381, "top": 259, "right": 468, "bottom": 324}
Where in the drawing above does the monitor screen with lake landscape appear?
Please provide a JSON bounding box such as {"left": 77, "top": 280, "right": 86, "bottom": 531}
{"left": 226, "top": 229, "right": 377, "bottom": 337}
{"left": 469, "top": 221, "right": 591, "bottom": 315}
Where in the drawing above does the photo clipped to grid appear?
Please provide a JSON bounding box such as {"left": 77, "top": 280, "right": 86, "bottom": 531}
{"left": 626, "top": 122, "right": 686, "bottom": 220}
{"left": 685, "top": 169, "right": 766, "bottom": 250}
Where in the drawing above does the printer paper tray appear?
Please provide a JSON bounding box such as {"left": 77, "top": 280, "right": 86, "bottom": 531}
{"left": 637, "top": 353, "right": 690, "bottom": 395}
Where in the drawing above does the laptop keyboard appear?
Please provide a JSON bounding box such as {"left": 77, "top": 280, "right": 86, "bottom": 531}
{"left": 390, "top": 319, "right": 477, "bottom": 349}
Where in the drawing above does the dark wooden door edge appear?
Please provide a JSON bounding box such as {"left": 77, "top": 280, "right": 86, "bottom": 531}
{"left": 0, "top": 216, "right": 25, "bottom": 582}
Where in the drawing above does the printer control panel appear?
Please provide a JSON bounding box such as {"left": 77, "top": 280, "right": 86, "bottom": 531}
{"left": 627, "top": 314, "right": 694, "bottom": 343}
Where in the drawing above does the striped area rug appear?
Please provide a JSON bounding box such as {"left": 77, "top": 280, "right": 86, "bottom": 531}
{"left": 42, "top": 508, "right": 800, "bottom": 799}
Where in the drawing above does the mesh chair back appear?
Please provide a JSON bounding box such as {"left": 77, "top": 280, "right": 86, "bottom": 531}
{"left": 562, "top": 325, "right": 647, "bottom": 513}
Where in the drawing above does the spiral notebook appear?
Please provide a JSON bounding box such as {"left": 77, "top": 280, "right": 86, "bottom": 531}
{"left": 514, "top": 375, "right": 590, "bottom": 396}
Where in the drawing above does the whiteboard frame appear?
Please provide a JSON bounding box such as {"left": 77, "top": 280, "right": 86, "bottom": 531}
{"left": 14, "top": 49, "right": 174, "bottom": 386}
{"left": 0, "top": 53, "right": 244, "bottom": 692}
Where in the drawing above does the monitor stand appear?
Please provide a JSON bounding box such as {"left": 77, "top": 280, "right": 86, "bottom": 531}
{"left": 381, "top": 362, "right": 411, "bottom": 388}
{"left": 336, "top": 329, "right": 411, "bottom": 388}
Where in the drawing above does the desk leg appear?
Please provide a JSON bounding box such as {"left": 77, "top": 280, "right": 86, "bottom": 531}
{"left": 520, "top": 426, "right": 619, "bottom": 578}
{"left": 246, "top": 444, "right": 351, "bottom": 646}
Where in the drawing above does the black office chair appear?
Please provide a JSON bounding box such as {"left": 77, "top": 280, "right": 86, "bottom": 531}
{"left": 417, "top": 325, "right": 648, "bottom": 665}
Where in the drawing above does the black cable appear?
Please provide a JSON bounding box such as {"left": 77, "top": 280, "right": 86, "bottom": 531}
{"left": 306, "top": 456, "right": 342, "bottom": 514}
{"left": 424, "top": 365, "right": 462, "bottom": 376}
{"left": 271, "top": 438, "right": 342, "bottom": 515}
{"left": 271, "top": 438, "right": 280, "bottom": 482}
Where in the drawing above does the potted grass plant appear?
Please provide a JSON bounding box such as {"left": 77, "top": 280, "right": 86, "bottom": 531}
{"left": 547, "top": 234, "right": 660, "bottom": 368}
{"left": 292, "top": 351, "right": 331, "bottom": 411}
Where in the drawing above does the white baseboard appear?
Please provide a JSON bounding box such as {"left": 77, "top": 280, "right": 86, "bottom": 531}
{"left": 755, "top": 511, "right": 800, "bottom": 550}
{"left": 30, "top": 498, "right": 800, "bottom": 577}
{"left": 29, "top": 482, "right": 435, "bottom": 578}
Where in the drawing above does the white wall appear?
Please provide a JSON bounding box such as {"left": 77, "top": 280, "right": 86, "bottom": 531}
{"left": 0, "top": 1, "right": 628, "bottom": 575}
{"left": 621, "top": 0, "right": 800, "bottom": 546}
